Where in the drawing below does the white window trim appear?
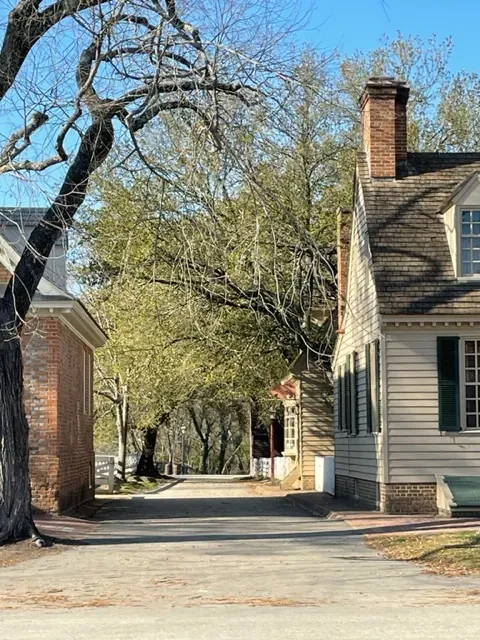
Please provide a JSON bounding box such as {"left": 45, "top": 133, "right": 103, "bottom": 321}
{"left": 459, "top": 338, "right": 480, "bottom": 432}
{"left": 457, "top": 206, "right": 480, "bottom": 279}
{"left": 283, "top": 399, "right": 299, "bottom": 456}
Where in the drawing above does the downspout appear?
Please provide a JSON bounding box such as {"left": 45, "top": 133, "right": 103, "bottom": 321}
{"left": 380, "top": 331, "right": 390, "bottom": 506}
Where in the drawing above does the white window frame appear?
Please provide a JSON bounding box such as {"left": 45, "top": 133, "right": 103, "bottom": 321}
{"left": 457, "top": 207, "right": 480, "bottom": 278}
{"left": 459, "top": 338, "right": 480, "bottom": 431}
{"left": 283, "top": 400, "right": 299, "bottom": 456}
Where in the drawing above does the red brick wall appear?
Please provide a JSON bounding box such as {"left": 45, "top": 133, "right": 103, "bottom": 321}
{"left": 24, "top": 318, "right": 61, "bottom": 512}
{"left": 23, "top": 318, "right": 94, "bottom": 513}
{"left": 56, "top": 321, "right": 94, "bottom": 512}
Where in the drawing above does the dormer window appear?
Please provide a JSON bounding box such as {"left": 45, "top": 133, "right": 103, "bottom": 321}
{"left": 461, "top": 210, "right": 480, "bottom": 276}
{"left": 442, "top": 173, "right": 480, "bottom": 279}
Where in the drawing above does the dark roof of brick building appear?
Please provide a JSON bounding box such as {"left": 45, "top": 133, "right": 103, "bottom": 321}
{"left": 358, "top": 151, "right": 480, "bottom": 315}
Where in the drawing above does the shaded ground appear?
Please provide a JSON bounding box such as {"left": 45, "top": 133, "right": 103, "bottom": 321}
{"left": 285, "top": 490, "right": 480, "bottom": 535}
{"left": 1, "top": 481, "right": 480, "bottom": 638}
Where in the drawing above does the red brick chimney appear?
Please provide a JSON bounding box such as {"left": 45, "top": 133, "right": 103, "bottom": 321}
{"left": 360, "top": 77, "right": 410, "bottom": 179}
{"left": 337, "top": 208, "right": 352, "bottom": 331}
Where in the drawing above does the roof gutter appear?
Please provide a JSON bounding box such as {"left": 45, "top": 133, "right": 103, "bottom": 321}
{"left": 30, "top": 299, "right": 107, "bottom": 348}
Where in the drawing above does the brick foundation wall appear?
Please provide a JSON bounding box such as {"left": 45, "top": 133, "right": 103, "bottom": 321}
{"left": 336, "top": 476, "right": 438, "bottom": 513}
{"left": 24, "top": 318, "right": 94, "bottom": 513}
{"left": 380, "top": 483, "right": 437, "bottom": 514}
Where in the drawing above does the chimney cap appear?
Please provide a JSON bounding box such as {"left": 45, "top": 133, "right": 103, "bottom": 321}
{"left": 365, "top": 76, "right": 408, "bottom": 88}
{"left": 360, "top": 76, "right": 410, "bottom": 108}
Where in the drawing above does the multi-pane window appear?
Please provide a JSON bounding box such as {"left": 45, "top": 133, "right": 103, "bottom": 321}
{"left": 336, "top": 354, "right": 358, "bottom": 434}
{"left": 461, "top": 210, "right": 480, "bottom": 276}
{"left": 464, "top": 340, "right": 480, "bottom": 429}
{"left": 284, "top": 402, "right": 298, "bottom": 453}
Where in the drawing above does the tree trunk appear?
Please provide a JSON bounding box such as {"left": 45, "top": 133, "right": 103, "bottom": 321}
{"left": 217, "top": 425, "right": 229, "bottom": 474}
{"left": 201, "top": 436, "right": 210, "bottom": 474}
{"left": 135, "top": 412, "right": 169, "bottom": 477}
{"left": 135, "top": 427, "right": 159, "bottom": 477}
{"left": 115, "top": 402, "right": 126, "bottom": 481}
{"left": 0, "top": 337, "right": 43, "bottom": 545}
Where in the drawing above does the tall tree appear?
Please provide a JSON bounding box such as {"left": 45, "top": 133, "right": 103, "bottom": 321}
{"left": 0, "top": 0, "right": 294, "bottom": 545}
{"left": 87, "top": 34, "right": 480, "bottom": 376}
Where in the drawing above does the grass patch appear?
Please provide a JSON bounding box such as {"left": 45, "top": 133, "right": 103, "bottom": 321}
{"left": 116, "top": 475, "right": 168, "bottom": 494}
{"left": 367, "top": 531, "right": 480, "bottom": 575}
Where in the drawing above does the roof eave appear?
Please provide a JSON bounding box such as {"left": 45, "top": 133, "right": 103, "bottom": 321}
{"left": 29, "top": 299, "right": 107, "bottom": 348}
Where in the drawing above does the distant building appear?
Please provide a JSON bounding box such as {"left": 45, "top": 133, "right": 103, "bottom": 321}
{"left": 0, "top": 208, "right": 106, "bottom": 513}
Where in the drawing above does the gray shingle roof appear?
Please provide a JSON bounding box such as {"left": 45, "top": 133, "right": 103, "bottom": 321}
{"left": 359, "top": 152, "right": 480, "bottom": 315}
{"left": 0, "top": 207, "right": 47, "bottom": 226}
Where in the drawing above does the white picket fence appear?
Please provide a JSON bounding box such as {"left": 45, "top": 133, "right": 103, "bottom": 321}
{"left": 95, "top": 455, "right": 115, "bottom": 494}
{"left": 252, "top": 457, "right": 289, "bottom": 481}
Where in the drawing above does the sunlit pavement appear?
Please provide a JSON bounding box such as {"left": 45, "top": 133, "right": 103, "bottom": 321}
{"left": 2, "top": 480, "right": 480, "bottom": 639}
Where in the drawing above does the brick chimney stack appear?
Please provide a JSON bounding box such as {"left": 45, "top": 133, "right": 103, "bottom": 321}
{"left": 360, "top": 77, "right": 410, "bottom": 179}
{"left": 337, "top": 208, "right": 352, "bottom": 331}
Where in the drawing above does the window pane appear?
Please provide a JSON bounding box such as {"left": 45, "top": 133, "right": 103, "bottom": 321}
{"left": 462, "top": 237, "right": 472, "bottom": 249}
{"left": 473, "top": 238, "right": 480, "bottom": 249}
{"left": 473, "top": 224, "right": 480, "bottom": 235}
{"left": 466, "top": 385, "right": 476, "bottom": 398}
{"left": 466, "top": 355, "right": 476, "bottom": 368}
{"left": 463, "top": 211, "right": 472, "bottom": 222}
{"left": 463, "top": 223, "right": 472, "bottom": 235}
{"left": 473, "top": 250, "right": 480, "bottom": 261}
{"left": 466, "top": 399, "right": 476, "bottom": 413}
{"left": 462, "top": 249, "right": 472, "bottom": 262}
{"left": 466, "top": 341, "right": 475, "bottom": 353}
{"left": 463, "top": 262, "right": 472, "bottom": 275}
{"left": 466, "top": 369, "right": 476, "bottom": 382}
{"left": 473, "top": 263, "right": 480, "bottom": 274}
{"left": 467, "top": 414, "right": 477, "bottom": 429}
{"left": 473, "top": 211, "right": 480, "bottom": 222}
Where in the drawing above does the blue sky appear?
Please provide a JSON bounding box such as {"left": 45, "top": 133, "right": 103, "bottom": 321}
{"left": 0, "top": 0, "right": 478, "bottom": 209}
{"left": 296, "top": 0, "right": 477, "bottom": 73}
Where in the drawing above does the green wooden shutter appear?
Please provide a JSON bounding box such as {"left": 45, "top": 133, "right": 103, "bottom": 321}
{"left": 337, "top": 366, "right": 343, "bottom": 431}
{"left": 373, "top": 339, "right": 381, "bottom": 433}
{"left": 437, "top": 337, "right": 461, "bottom": 432}
{"left": 345, "top": 354, "right": 352, "bottom": 433}
{"left": 351, "top": 351, "right": 358, "bottom": 435}
{"left": 365, "top": 343, "right": 372, "bottom": 433}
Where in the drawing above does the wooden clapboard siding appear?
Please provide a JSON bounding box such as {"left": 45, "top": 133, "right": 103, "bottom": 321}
{"left": 334, "top": 176, "right": 383, "bottom": 483}
{"left": 299, "top": 368, "right": 333, "bottom": 480}
{"left": 385, "top": 329, "right": 480, "bottom": 483}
